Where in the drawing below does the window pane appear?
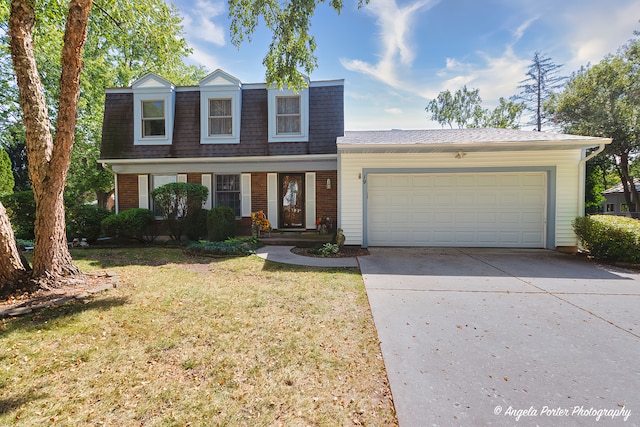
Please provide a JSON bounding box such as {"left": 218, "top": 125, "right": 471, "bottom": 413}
{"left": 216, "top": 174, "right": 241, "bottom": 217}
{"left": 142, "top": 100, "right": 164, "bottom": 118}
{"left": 210, "top": 99, "right": 231, "bottom": 117}
{"left": 277, "top": 116, "right": 301, "bottom": 134}
{"left": 209, "top": 117, "right": 232, "bottom": 135}
{"left": 277, "top": 97, "right": 300, "bottom": 114}
{"left": 143, "top": 119, "right": 165, "bottom": 137}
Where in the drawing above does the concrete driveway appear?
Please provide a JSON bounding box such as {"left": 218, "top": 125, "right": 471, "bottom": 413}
{"left": 358, "top": 248, "right": 640, "bottom": 426}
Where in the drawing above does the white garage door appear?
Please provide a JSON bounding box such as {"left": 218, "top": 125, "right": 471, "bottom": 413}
{"left": 367, "top": 172, "right": 546, "bottom": 247}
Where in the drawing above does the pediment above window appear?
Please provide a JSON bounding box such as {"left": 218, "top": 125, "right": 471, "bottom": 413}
{"left": 199, "top": 69, "right": 242, "bottom": 90}
{"left": 132, "top": 73, "right": 175, "bottom": 145}
{"left": 200, "top": 69, "right": 242, "bottom": 144}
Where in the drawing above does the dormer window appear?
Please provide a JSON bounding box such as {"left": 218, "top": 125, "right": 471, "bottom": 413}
{"left": 209, "top": 98, "right": 233, "bottom": 136}
{"left": 132, "top": 73, "right": 175, "bottom": 146}
{"left": 276, "top": 96, "right": 301, "bottom": 135}
{"left": 268, "top": 82, "right": 309, "bottom": 143}
{"left": 142, "top": 100, "right": 166, "bottom": 137}
{"left": 200, "top": 69, "right": 242, "bottom": 144}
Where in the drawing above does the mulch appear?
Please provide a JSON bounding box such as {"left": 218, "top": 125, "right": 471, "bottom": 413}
{"left": 290, "top": 246, "right": 370, "bottom": 258}
{"left": 0, "top": 272, "right": 117, "bottom": 318}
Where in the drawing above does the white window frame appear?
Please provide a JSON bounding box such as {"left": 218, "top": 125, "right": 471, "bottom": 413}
{"left": 141, "top": 99, "right": 166, "bottom": 137}
{"left": 133, "top": 91, "right": 174, "bottom": 146}
{"left": 199, "top": 70, "right": 242, "bottom": 144}
{"left": 151, "top": 174, "right": 177, "bottom": 218}
{"left": 215, "top": 174, "right": 242, "bottom": 218}
{"left": 268, "top": 86, "right": 309, "bottom": 143}
{"left": 208, "top": 98, "right": 233, "bottom": 136}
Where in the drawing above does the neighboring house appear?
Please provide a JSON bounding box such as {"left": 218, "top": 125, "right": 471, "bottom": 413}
{"left": 602, "top": 178, "right": 640, "bottom": 216}
{"left": 337, "top": 129, "right": 610, "bottom": 251}
{"left": 100, "top": 71, "right": 611, "bottom": 252}
{"left": 99, "top": 70, "right": 343, "bottom": 232}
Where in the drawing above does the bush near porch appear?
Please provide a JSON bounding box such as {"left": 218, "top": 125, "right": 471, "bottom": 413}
{"left": 573, "top": 215, "right": 640, "bottom": 263}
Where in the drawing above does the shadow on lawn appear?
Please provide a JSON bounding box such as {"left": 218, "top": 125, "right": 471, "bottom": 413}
{"left": 260, "top": 259, "right": 361, "bottom": 274}
{"left": 1, "top": 296, "right": 128, "bottom": 335}
{"left": 0, "top": 389, "right": 48, "bottom": 416}
{"left": 70, "top": 247, "right": 217, "bottom": 269}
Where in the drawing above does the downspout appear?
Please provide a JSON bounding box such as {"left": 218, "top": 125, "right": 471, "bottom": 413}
{"left": 100, "top": 162, "right": 119, "bottom": 214}
{"left": 577, "top": 143, "right": 607, "bottom": 218}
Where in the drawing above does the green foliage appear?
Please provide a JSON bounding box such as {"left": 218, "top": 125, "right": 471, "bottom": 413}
{"left": 186, "top": 208, "right": 209, "bottom": 241}
{"left": 0, "top": 190, "right": 36, "bottom": 240}
{"left": 585, "top": 160, "right": 605, "bottom": 213}
{"left": 228, "top": 0, "right": 367, "bottom": 90}
{"left": 0, "top": 0, "right": 207, "bottom": 205}
{"left": 101, "top": 208, "right": 156, "bottom": 243}
{"left": 151, "top": 182, "right": 208, "bottom": 240}
{"left": 185, "top": 237, "right": 260, "bottom": 257}
{"left": 315, "top": 242, "right": 340, "bottom": 257}
{"left": 0, "top": 148, "right": 14, "bottom": 195}
{"left": 66, "top": 204, "right": 112, "bottom": 242}
{"left": 207, "top": 206, "right": 237, "bottom": 242}
{"left": 426, "top": 87, "right": 523, "bottom": 129}
{"left": 573, "top": 215, "right": 640, "bottom": 263}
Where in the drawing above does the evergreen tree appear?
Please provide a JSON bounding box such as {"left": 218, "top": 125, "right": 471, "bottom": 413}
{"left": 517, "top": 52, "right": 566, "bottom": 131}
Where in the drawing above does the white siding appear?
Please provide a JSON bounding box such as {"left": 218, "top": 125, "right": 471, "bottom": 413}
{"left": 339, "top": 150, "right": 582, "bottom": 248}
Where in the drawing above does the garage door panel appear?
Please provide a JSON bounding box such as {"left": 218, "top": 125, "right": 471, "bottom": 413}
{"left": 367, "top": 172, "right": 546, "bottom": 248}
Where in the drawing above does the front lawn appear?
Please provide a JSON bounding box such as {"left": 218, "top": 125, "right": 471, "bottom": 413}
{"left": 0, "top": 248, "right": 396, "bottom": 426}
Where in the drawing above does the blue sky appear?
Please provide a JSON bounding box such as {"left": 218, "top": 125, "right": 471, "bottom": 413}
{"left": 170, "top": 0, "right": 640, "bottom": 130}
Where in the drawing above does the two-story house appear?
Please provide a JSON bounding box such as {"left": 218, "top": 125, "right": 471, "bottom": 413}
{"left": 100, "top": 70, "right": 342, "bottom": 232}
{"left": 100, "top": 69, "right": 612, "bottom": 252}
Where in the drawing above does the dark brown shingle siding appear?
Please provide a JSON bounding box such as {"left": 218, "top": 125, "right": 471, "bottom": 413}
{"left": 100, "top": 85, "right": 343, "bottom": 160}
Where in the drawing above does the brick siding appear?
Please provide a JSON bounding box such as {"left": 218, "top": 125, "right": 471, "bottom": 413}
{"left": 118, "top": 174, "right": 140, "bottom": 211}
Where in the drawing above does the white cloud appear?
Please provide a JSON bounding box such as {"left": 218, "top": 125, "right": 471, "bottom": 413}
{"left": 341, "top": 0, "right": 439, "bottom": 88}
{"left": 562, "top": 1, "right": 640, "bottom": 70}
{"left": 179, "top": 0, "right": 226, "bottom": 46}
{"left": 384, "top": 107, "right": 403, "bottom": 115}
{"left": 187, "top": 46, "right": 222, "bottom": 71}
{"left": 513, "top": 16, "right": 538, "bottom": 42}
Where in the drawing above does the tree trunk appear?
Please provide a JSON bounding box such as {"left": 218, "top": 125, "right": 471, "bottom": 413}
{"left": 0, "top": 201, "right": 27, "bottom": 290}
{"left": 9, "top": 0, "right": 92, "bottom": 282}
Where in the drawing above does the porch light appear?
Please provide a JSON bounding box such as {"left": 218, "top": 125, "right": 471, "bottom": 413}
{"left": 326, "top": 178, "right": 332, "bottom": 189}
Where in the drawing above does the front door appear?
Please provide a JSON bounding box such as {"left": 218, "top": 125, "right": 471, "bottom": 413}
{"left": 280, "top": 173, "right": 305, "bottom": 228}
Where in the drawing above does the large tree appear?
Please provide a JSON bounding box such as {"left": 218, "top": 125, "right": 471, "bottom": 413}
{"left": 548, "top": 45, "right": 640, "bottom": 217}
{"left": 5, "top": 0, "right": 92, "bottom": 282}
{"left": 517, "top": 52, "right": 566, "bottom": 131}
{"left": 0, "top": 0, "right": 206, "bottom": 206}
{"left": 229, "top": 0, "right": 366, "bottom": 89}
{"left": 426, "top": 86, "right": 524, "bottom": 129}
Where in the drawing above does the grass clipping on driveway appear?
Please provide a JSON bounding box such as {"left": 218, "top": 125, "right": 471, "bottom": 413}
{"left": 0, "top": 248, "right": 396, "bottom": 426}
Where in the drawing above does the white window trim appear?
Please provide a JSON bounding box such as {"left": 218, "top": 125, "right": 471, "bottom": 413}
{"left": 134, "top": 91, "right": 174, "bottom": 146}
{"left": 268, "top": 87, "right": 309, "bottom": 143}
{"left": 200, "top": 89, "right": 241, "bottom": 144}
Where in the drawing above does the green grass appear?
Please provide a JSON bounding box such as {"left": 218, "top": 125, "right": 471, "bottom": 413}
{"left": 0, "top": 248, "right": 396, "bottom": 426}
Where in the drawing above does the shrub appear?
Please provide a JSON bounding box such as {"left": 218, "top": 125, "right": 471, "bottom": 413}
{"left": 102, "top": 208, "right": 156, "bottom": 243}
{"left": 151, "top": 182, "right": 208, "bottom": 240}
{"left": 66, "top": 204, "right": 111, "bottom": 242}
{"left": 0, "top": 190, "right": 36, "bottom": 240}
{"left": 316, "top": 242, "right": 340, "bottom": 257}
{"left": 185, "top": 237, "right": 260, "bottom": 257}
{"left": 573, "top": 215, "right": 640, "bottom": 263}
{"left": 186, "top": 208, "right": 209, "bottom": 241}
{"left": 207, "top": 206, "right": 236, "bottom": 242}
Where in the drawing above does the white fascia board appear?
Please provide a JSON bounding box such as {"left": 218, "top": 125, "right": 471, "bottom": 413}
{"left": 100, "top": 154, "right": 338, "bottom": 174}
{"left": 336, "top": 139, "right": 612, "bottom": 153}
